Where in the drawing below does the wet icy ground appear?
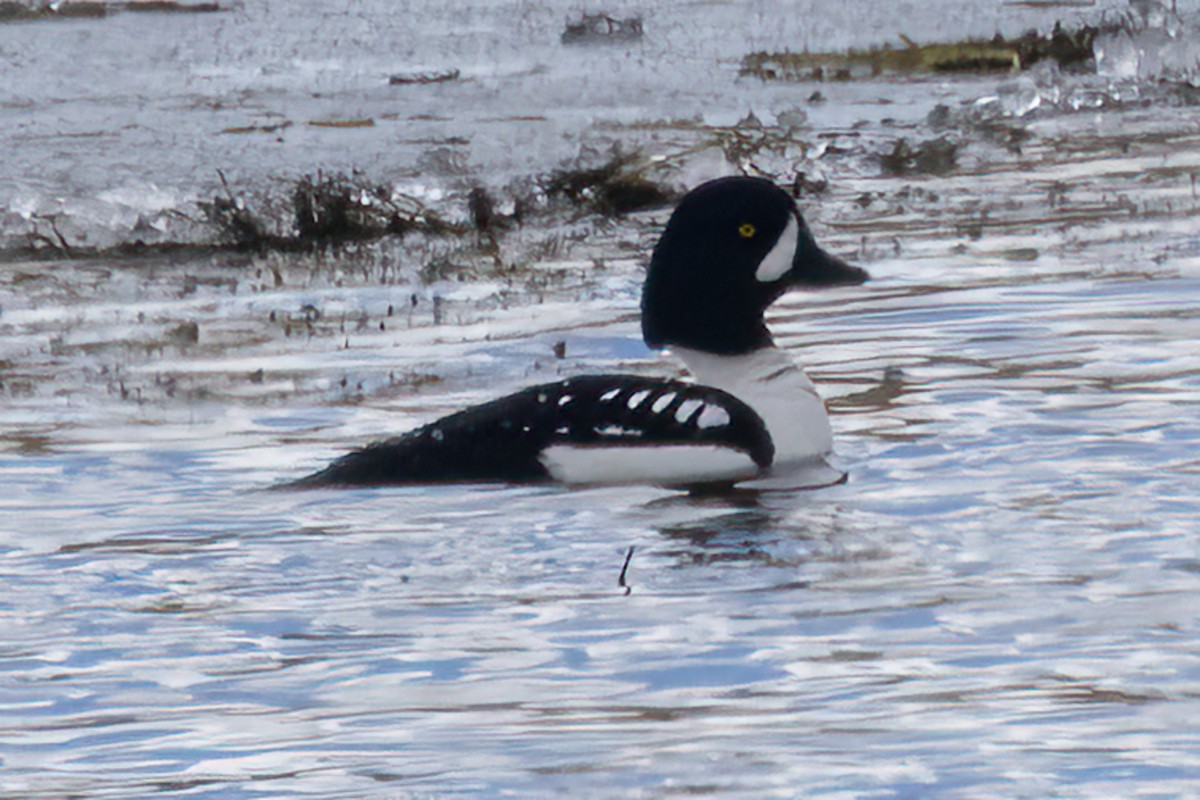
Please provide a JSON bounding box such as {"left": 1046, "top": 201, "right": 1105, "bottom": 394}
{"left": 3, "top": 1, "right": 1200, "bottom": 797}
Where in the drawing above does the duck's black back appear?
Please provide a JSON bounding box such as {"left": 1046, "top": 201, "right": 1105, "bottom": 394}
{"left": 289, "top": 375, "right": 773, "bottom": 487}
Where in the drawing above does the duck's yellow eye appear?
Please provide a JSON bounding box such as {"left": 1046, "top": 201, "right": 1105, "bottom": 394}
{"left": 738, "top": 223, "right": 756, "bottom": 239}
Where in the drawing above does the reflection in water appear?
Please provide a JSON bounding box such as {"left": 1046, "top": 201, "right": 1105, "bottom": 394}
{"left": 654, "top": 497, "right": 788, "bottom": 567}
{"left": 831, "top": 364, "right": 909, "bottom": 414}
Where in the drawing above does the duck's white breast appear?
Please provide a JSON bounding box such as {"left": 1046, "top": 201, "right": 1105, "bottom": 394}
{"left": 671, "top": 345, "right": 834, "bottom": 465}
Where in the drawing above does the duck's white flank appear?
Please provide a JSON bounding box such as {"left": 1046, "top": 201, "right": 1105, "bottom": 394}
{"left": 672, "top": 344, "right": 834, "bottom": 464}
{"left": 539, "top": 444, "right": 759, "bottom": 486}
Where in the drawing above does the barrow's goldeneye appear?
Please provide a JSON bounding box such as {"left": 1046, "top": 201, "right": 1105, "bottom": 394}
{"left": 291, "top": 176, "right": 867, "bottom": 489}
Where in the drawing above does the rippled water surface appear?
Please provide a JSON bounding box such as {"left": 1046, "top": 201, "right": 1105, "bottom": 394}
{"left": 3, "top": 1, "right": 1200, "bottom": 797}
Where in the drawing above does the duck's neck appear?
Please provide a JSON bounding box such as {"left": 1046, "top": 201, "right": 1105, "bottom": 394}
{"left": 671, "top": 344, "right": 834, "bottom": 464}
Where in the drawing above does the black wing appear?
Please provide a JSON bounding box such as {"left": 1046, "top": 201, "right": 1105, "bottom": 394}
{"left": 289, "top": 375, "right": 773, "bottom": 487}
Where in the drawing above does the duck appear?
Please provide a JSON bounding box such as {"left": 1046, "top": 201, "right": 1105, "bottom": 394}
{"left": 290, "top": 176, "right": 867, "bottom": 490}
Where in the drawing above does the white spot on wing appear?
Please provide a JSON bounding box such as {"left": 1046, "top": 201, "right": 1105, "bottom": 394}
{"left": 696, "top": 405, "right": 731, "bottom": 428}
{"left": 539, "top": 444, "right": 759, "bottom": 486}
{"left": 755, "top": 215, "right": 799, "bottom": 283}
{"left": 594, "top": 425, "right": 643, "bottom": 438}
{"left": 675, "top": 398, "right": 704, "bottom": 423}
{"left": 599, "top": 388, "right": 621, "bottom": 402}
{"left": 627, "top": 389, "right": 651, "bottom": 409}
{"left": 650, "top": 392, "right": 676, "bottom": 413}
{"left": 558, "top": 394, "right": 573, "bottom": 407}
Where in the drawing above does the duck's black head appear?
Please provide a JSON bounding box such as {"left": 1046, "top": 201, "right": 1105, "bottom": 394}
{"left": 641, "top": 176, "right": 867, "bottom": 355}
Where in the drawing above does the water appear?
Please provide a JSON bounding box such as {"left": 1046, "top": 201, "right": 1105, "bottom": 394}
{"left": 3, "top": 1, "right": 1200, "bottom": 797}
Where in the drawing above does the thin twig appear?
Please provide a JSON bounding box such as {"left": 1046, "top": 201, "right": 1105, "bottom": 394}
{"left": 29, "top": 214, "right": 73, "bottom": 256}
{"left": 216, "top": 168, "right": 236, "bottom": 203}
{"left": 47, "top": 216, "right": 72, "bottom": 255}
{"left": 618, "top": 545, "right": 635, "bottom": 595}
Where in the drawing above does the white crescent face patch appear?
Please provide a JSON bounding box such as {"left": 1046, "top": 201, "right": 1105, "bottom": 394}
{"left": 755, "top": 215, "right": 799, "bottom": 283}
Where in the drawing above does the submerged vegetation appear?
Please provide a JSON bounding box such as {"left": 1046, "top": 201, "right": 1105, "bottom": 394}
{"left": 544, "top": 148, "right": 675, "bottom": 216}
{"left": 12, "top": 172, "right": 462, "bottom": 260}
{"left": 879, "top": 137, "right": 960, "bottom": 176}
{"left": 560, "top": 13, "right": 643, "bottom": 45}
{"left": 3, "top": 6, "right": 1195, "bottom": 273}
{"left": 0, "top": 0, "right": 221, "bottom": 21}
{"left": 5, "top": 146, "right": 681, "bottom": 263}
{"left": 388, "top": 68, "right": 461, "bottom": 86}
{"left": 741, "top": 23, "right": 1099, "bottom": 80}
